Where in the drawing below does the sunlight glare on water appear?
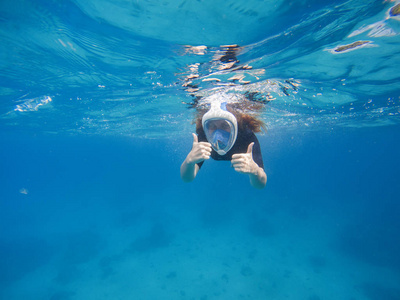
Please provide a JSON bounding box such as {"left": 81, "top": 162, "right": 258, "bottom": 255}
{"left": 0, "top": 0, "right": 399, "bottom": 137}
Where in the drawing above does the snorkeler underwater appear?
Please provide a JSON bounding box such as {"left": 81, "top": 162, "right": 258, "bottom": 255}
{"left": 180, "top": 46, "right": 268, "bottom": 189}
{"left": 1, "top": 0, "right": 400, "bottom": 299}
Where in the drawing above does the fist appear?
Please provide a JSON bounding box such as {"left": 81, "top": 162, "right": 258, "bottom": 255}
{"left": 187, "top": 133, "right": 212, "bottom": 165}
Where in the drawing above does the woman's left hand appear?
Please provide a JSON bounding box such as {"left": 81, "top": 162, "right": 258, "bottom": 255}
{"left": 231, "top": 142, "right": 260, "bottom": 175}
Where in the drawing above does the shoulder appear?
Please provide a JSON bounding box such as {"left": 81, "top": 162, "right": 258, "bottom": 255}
{"left": 237, "top": 127, "right": 259, "bottom": 144}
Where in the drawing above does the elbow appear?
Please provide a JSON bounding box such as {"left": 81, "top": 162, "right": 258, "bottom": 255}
{"left": 180, "top": 167, "right": 195, "bottom": 183}
{"left": 180, "top": 161, "right": 199, "bottom": 183}
{"left": 252, "top": 180, "right": 266, "bottom": 189}
{"left": 250, "top": 171, "right": 267, "bottom": 189}
{"left": 181, "top": 175, "right": 194, "bottom": 183}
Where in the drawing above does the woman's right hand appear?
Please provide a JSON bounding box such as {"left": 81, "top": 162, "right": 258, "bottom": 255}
{"left": 186, "top": 133, "right": 212, "bottom": 165}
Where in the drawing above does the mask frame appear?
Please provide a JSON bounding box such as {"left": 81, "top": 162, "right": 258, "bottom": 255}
{"left": 202, "top": 102, "right": 238, "bottom": 155}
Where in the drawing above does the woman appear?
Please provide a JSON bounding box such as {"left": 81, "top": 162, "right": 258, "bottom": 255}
{"left": 180, "top": 100, "right": 267, "bottom": 189}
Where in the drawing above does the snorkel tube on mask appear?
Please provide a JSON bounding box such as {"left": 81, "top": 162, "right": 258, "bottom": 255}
{"left": 202, "top": 102, "right": 238, "bottom": 155}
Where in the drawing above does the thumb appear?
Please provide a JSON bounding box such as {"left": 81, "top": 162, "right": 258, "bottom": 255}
{"left": 192, "top": 133, "right": 198, "bottom": 144}
{"left": 247, "top": 142, "right": 254, "bottom": 154}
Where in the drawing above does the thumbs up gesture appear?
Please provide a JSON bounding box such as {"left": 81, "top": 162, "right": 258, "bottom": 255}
{"left": 185, "top": 133, "right": 212, "bottom": 165}
{"left": 231, "top": 142, "right": 259, "bottom": 175}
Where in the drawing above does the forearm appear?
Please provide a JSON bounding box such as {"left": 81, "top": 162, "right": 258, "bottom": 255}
{"left": 249, "top": 167, "right": 267, "bottom": 189}
{"left": 180, "top": 159, "right": 199, "bottom": 182}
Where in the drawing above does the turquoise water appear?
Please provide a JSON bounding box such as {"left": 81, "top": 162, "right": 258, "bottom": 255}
{"left": 1, "top": 0, "right": 400, "bottom": 299}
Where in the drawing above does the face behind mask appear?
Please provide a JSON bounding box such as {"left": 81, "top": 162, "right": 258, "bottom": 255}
{"left": 202, "top": 101, "right": 238, "bottom": 155}
{"left": 203, "top": 118, "right": 236, "bottom": 155}
{"left": 210, "top": 128, "right": 231, "bottom": 152}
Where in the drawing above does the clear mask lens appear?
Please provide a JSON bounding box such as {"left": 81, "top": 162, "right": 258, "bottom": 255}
{"left": 204, "top": 119, "right": 234, "bottom": 154}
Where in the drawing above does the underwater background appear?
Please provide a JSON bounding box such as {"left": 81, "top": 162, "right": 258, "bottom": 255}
{"left": 1, "top": 0, "right": 400, "bottom": 299}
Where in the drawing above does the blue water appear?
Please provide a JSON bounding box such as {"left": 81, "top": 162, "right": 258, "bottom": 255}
{"left": 1, "top": 0, "right": 400, "bottom": 299}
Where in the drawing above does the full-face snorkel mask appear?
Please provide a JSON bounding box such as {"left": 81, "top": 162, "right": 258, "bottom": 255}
{"left": 202, "top": 102, "right": 238, "bottom": 155}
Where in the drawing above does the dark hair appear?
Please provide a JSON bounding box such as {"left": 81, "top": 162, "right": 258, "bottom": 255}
{"left": 194, "top": 102, "right": 266, "bottom": 133}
